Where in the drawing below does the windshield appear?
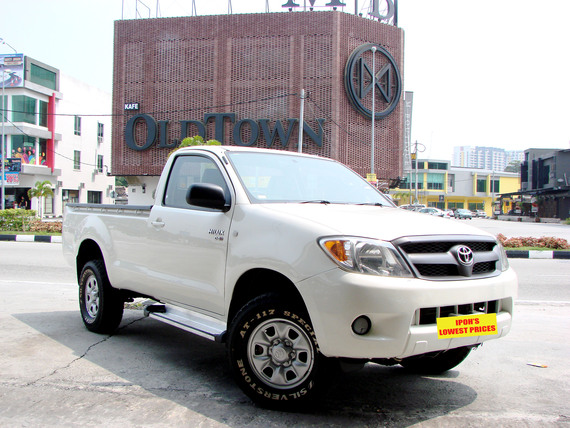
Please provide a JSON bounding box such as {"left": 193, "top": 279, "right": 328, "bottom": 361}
{"left": 226, "top": 151, "right": 394, "bottom": 206}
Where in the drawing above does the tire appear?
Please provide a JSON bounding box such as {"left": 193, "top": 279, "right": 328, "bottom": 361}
{"left": 227, "top": 293, "right": 325, "bottom": 409}
{"left": 400, "top": 346, "right": 472, "bottom": 375}
{"left": 79, "top": 260, "right": 124, "bottom": 334}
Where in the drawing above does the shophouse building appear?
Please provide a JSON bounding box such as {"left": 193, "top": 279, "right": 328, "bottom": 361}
{"left": 510, "top": 148, "right": 570, "bottom": 219}
{"left": 1, "top": 54, "right": 115, "bottom": 216}
{"left": 394, "top": 158, "right": 520, "bottom": 216}
{"left": 112, "top": 11, "right": 404, "bottom": 203}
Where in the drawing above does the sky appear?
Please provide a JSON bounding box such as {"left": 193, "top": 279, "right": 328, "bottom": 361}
{"left": 1, "top": 0, "right": 569, "bottom": 160}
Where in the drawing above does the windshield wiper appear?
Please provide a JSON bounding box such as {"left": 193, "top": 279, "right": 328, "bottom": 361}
{"left": 356, "top": 202, "right": 385, "bottom": 206}
{"left": 300, "top": 200, "right": 331, "bottom": 205}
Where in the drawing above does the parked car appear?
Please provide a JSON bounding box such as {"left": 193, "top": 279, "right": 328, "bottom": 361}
{"left": 455, "top": 208, "right": 473, "bottom": 219}
{"left": 474, "top": 210, "right": 487, "bottom": 218}
{"left": 419, "top": 207, "right": 446, "bottom": 217}
{"left": 63, "top": 146, "right": 516, "bottom": 409}
{"left": 399, "top": 203, "right": 426, "bottom": 211}
{"left": 444, "top": 209, "right": 455, "bottom": 218}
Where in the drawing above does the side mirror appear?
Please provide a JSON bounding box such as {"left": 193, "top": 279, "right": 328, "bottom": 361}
{"left": 186, "top": 183, "right": 230, "bottom": 212}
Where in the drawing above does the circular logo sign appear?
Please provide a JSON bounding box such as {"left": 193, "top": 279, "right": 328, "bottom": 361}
{"left": 344, "top": 43, "right": 402, "bottom": 119}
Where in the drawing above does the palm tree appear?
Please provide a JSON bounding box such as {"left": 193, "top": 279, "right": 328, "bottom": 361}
{"left": 28, "top": 180, "right": 54, "bottom": 218}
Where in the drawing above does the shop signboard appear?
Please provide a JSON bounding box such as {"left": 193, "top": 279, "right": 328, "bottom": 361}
{"left": 0, "top": 54, "right": 24, "bottom": 88}
{"left": 1, "top": 158, "right": 20, "bottom": 185}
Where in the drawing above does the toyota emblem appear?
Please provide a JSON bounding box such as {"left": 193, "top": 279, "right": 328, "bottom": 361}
{"left": 456, "top": 246, "right": 474, "bottom": 266}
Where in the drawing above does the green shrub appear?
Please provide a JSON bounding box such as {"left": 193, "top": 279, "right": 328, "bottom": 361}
{"left": 0, "top": 209, "right": 37, "bottom": 231}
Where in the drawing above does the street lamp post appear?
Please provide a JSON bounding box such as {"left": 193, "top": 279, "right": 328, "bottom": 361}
{"left": 370, "top": 46, "right": 376, "bottom": 177}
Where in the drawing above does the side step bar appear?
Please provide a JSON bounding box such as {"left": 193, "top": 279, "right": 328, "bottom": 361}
{"left": 144, "top": 303, "right": 226, "bottom": 343}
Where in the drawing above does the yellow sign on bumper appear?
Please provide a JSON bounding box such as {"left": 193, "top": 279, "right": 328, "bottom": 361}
{"left": 437, "top": 313, "right": 498, "bottom": 339}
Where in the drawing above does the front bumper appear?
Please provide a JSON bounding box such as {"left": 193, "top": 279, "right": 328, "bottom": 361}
{"left": 296, "top": 267, "right": 517, "bottom": 359}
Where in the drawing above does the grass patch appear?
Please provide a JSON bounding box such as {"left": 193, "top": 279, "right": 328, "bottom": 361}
{"left": 0, "top": 230, "right": 61, "bottom": 236}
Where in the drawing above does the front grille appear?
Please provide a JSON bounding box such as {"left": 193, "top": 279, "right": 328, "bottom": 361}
{"left": 413, "top": 300, "right": 500, "bottom": 326}
{"left": 400, "top": 241, "right": 495, "bottom": 254}
{"left": 415, "top": 264, "right": 458, "bottom": 277}
{"left": 393, "top": 235, "right": 501, "bottom": 281}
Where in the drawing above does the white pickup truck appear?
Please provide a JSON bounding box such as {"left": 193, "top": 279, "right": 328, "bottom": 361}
{"left": 63, "top": 146, "right": 517, "bottom": 409}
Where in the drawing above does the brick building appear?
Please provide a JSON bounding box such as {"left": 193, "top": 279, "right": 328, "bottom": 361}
{"left": 112, "top": 11, "right": 404, "bottom": 199}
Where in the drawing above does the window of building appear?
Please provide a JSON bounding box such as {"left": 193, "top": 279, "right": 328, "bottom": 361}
{"left": 74, "top": 116, "right": 81, "bottom": 136}
{"left": 62, "top": 189, "right": 79, "bottom": 203}
{"left": 30, "top": 64, "right": 57, "bottom": 90}
{"left": 39, "top": 100, "right": 48, "bottom": 127}
{"left": 448, "top": 174, "right": 455, "bottom": 192}
{"left": 97, "top": 155, "right": 104, "bottom": 173}
{"left": 97, "top": 122, "right": 104, "bottom": 143}
{"left": 11, "top": 135, "right": 36, "bottom": 164}
{"left": 447, "top": 202, "right": 464, "bottom": 210}
{"left": 476, "top": 179, "right": 487, "bottom": 193}
{"left": 427, "top": 162, "right": 448, "bottom": 170}
{"left": 468, "top": 202, "right": 484, "bottom": 211}
{"left": 490, "top": 180, "right": 500, "bottom": 193}
{"left": 1, "top": 95, "right": 7, "bottom": 120}
{"left": 73, "top": 150, "right": 81, "bottom": 170}
{"left": 426, "top": 173, "right": 444, "bottom": 190}
{"left": 39, "top": 139, "right": 47, "bottom": 165}
{"left": 44, "top": 196, "right": 54, "bottom": 215}
{"left": 12, "top": 95, "right": 36, "bottom": 124}
{"left": 88, "top": 191, "right": 102, "bottom": 204}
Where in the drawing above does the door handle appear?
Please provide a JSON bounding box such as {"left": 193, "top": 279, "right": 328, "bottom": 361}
{"left": 151, "top": 218, "right": 165, "bottom": 228}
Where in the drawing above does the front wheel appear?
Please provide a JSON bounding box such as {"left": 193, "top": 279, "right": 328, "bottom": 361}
{"left": 79, "top": 260, "right": 124, "bottom": 334}
{"left": 227, "top": 294, "right": 325, "bottom": 409}
{"left": 400, "top": 346, "right": 473, "bottom": 374}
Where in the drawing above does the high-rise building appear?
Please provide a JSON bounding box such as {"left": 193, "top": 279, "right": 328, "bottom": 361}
{"left": 452, "top": 146, "right": 524, "bottom": 172}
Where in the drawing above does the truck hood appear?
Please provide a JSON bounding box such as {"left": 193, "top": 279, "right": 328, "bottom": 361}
{"left": 259, "top": 203, "right": 494, "bottom": 241}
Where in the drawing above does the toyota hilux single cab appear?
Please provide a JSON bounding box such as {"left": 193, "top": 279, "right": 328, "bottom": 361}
{"left": 63, "top": 146, "right": 517, "bottom": 408}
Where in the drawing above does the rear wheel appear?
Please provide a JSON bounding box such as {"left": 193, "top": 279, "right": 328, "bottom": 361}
{"left": 400, "top": 346, "right": 473, "bottom": 374}
{"left": 227, "top": 293, "right": 325, "bottom": 409}
{"left": 79, "top": 260, "right": 124, "bottom": 334}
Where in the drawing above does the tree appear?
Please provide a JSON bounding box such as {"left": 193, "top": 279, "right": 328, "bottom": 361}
{"left": 28, "top": 180, "right": 54, "bottom": 218}
{"left": 168, "top": 136, "right": 221, "bottom": 157}
{"left": 504, "top": 160, "right": 521, "bottom": 173}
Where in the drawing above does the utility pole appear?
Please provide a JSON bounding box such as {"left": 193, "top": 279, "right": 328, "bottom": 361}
{"left": 413, "top": 140, "right": 425, "bottom": 204}
{"left": 297, "top": 89, "right": 305, "bottom": 153}
{"left": 0, "top": 37, "right": 18, "bottom": 210}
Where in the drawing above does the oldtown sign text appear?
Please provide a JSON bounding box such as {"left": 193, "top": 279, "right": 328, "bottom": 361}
{"left": 125, "top": 113, "right": 326, "bottom": 151}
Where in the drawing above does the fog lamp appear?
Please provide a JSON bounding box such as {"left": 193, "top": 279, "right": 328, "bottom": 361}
{"left": 351, "top": 316, "right": 371, "bottom": 335}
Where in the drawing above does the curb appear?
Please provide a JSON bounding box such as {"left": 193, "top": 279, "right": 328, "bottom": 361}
{"left": 0, "top": 235, "right": 62, "bottom": 243}
{"left": 505, "top": 250, "right": 570, "bottom": 260}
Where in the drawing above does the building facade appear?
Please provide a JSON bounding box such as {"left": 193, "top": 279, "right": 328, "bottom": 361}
{"left": 514, "top": 148, "right": 570, "bottom": 219}
{"left": 112, "top": 11, "right": 405, "bottom": 202}
{"left": 394, "top": 158, "right": 520, "bottom": 216}
{"left": 0, "top": 54, "right": 115, "bottom": 216}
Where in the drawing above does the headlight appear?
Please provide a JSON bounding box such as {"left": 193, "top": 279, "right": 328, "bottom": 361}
{"left": 498, "top": 242, "right": 510, "bottom": 272}
{"left": 319, "top": 237, "right": 413, "bottom": 277}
